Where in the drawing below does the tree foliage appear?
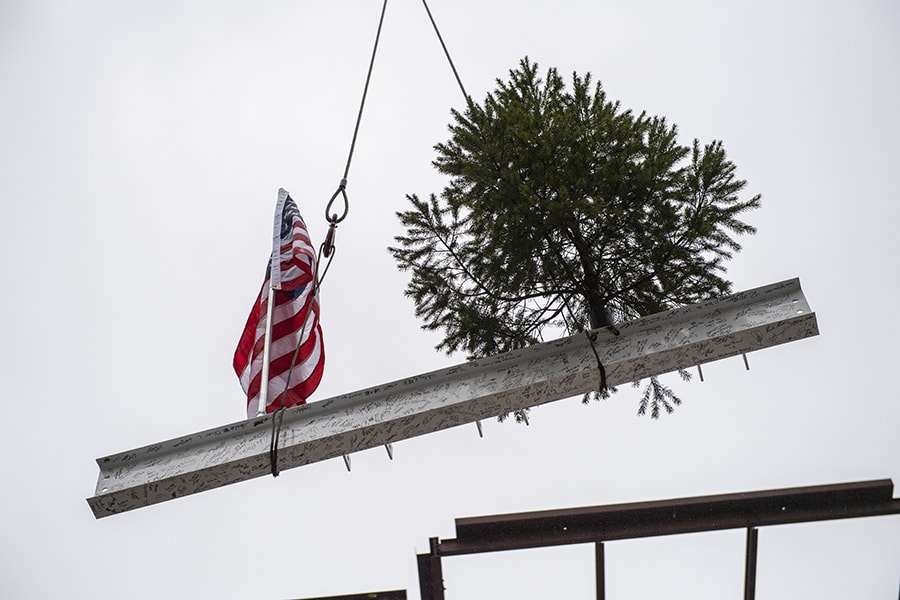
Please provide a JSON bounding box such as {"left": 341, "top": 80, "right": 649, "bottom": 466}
{"left": 390, "top": 58, "right": 761, "bottom": 418}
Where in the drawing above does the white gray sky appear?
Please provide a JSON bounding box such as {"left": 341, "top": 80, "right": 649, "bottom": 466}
{"left": 1, "top": 1, "right": 898, "bottom": 598}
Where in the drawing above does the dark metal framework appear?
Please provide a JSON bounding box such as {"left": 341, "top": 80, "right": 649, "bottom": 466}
{"left": 295, "top": 591, "right": 406, "bottom": 600}
{"left": 417, "top": 479, "right": 900, "bottom": 599}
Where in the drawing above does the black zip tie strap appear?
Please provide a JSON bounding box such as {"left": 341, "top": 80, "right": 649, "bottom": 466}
{"left": 586, "top": 331, "right": 609, "bottom": 395}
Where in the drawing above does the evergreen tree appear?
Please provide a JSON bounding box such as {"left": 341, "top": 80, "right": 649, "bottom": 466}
{"left": 390, "top": 58, "right": 760, "bottom": 419}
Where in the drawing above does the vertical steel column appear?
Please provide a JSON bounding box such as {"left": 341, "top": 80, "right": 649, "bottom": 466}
{"left": 595, "top": 542, "right": 606, "bottom": 600}
{"left": 744, "top": 527, "right": 759, "bottom": 600}
{"left": 417, "top": 537, "right": 445, "bottom": 600}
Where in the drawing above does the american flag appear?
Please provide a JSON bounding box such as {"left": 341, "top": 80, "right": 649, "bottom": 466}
{"left": 233, "top": 190, "right": 324, "bottom": 418}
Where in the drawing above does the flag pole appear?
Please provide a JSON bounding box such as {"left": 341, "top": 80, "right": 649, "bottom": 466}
{"left": 256, "top": 189, "right": 290, "bottom": 417}
{"left": 256, "top": 281, "right": 276, "bottom": 417}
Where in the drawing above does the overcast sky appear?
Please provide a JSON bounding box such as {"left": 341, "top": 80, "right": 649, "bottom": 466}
{"left": 1, "top": 1, "right": 898, "bottom": 598}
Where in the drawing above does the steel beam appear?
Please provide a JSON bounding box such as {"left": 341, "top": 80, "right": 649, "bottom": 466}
{"left": 295, "top": 592, "right": 407, "bottom": 600}
{"left": 744, "top": 528, "right": 758, "bottom": 600}
{"left": 416, "top": 538, "right": 445, "bottom": 600}
{"left": 438, "top": 480, "right": 900, "bottom": 555}
{"left": 88, "top": 278, "right": 818, "bottom": 518}
{"left": 595, "top": 542, "right": 605, "bottom": 600}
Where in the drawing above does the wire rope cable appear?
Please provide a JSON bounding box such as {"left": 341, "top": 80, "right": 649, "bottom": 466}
{"left": 270, "top": 0, "right": 475, "bottom": 476}
{"left": 269, "top": 241, "right": 335, "bottom": 477}
{"left": 420, "top": 0, "right": 471, "bottom": 105}
{"left": 269, "top": 2, "right": 390, "bottom": 475}
{"left": 324, "top": 0, "right": 390, "bottom": 227}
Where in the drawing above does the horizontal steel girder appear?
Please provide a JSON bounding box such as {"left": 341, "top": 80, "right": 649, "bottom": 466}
{"left": 88, "top": 278, "right": 818, "bottom": 518}
{"left": 438, "top": 479, "right": 900, "bottom": 555}
{"left": 296, "top": 592, "right": 407, "bottom": 600}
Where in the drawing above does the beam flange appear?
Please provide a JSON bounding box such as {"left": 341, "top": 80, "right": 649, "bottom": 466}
{"left": 88, "top": 278, "right": 818, "bottom": 518}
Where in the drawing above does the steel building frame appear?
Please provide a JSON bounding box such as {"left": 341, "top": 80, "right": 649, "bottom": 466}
{"left": 417, "top": 479, "right": 900, "bottom": 599}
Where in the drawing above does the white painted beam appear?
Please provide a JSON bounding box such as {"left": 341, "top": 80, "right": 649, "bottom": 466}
{"left": 87, "top": 278, "right": 818, "bottom": 518}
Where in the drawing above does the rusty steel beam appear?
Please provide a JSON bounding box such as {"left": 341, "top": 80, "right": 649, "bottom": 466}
{"left": 417, "top": 538, "right": 445, "bottom": 600}
{"left": 595, "top": 542, "right": 606, "bottom": 600}
{"left": 436, "top": 480, "right": 900, "bottom": 556}
{"left": 294, "top": 592, "right": 406, "bottom": 600}
{"left": 88, "top": 278, "right": 817, "bottom": 518}
{"left": 744, "top": 528, "right": 759, "bottom": 600}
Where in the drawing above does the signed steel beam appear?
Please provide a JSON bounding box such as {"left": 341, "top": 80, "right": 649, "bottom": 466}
{"left": 88, "top": 278, "right": 818, "bottom": 518}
